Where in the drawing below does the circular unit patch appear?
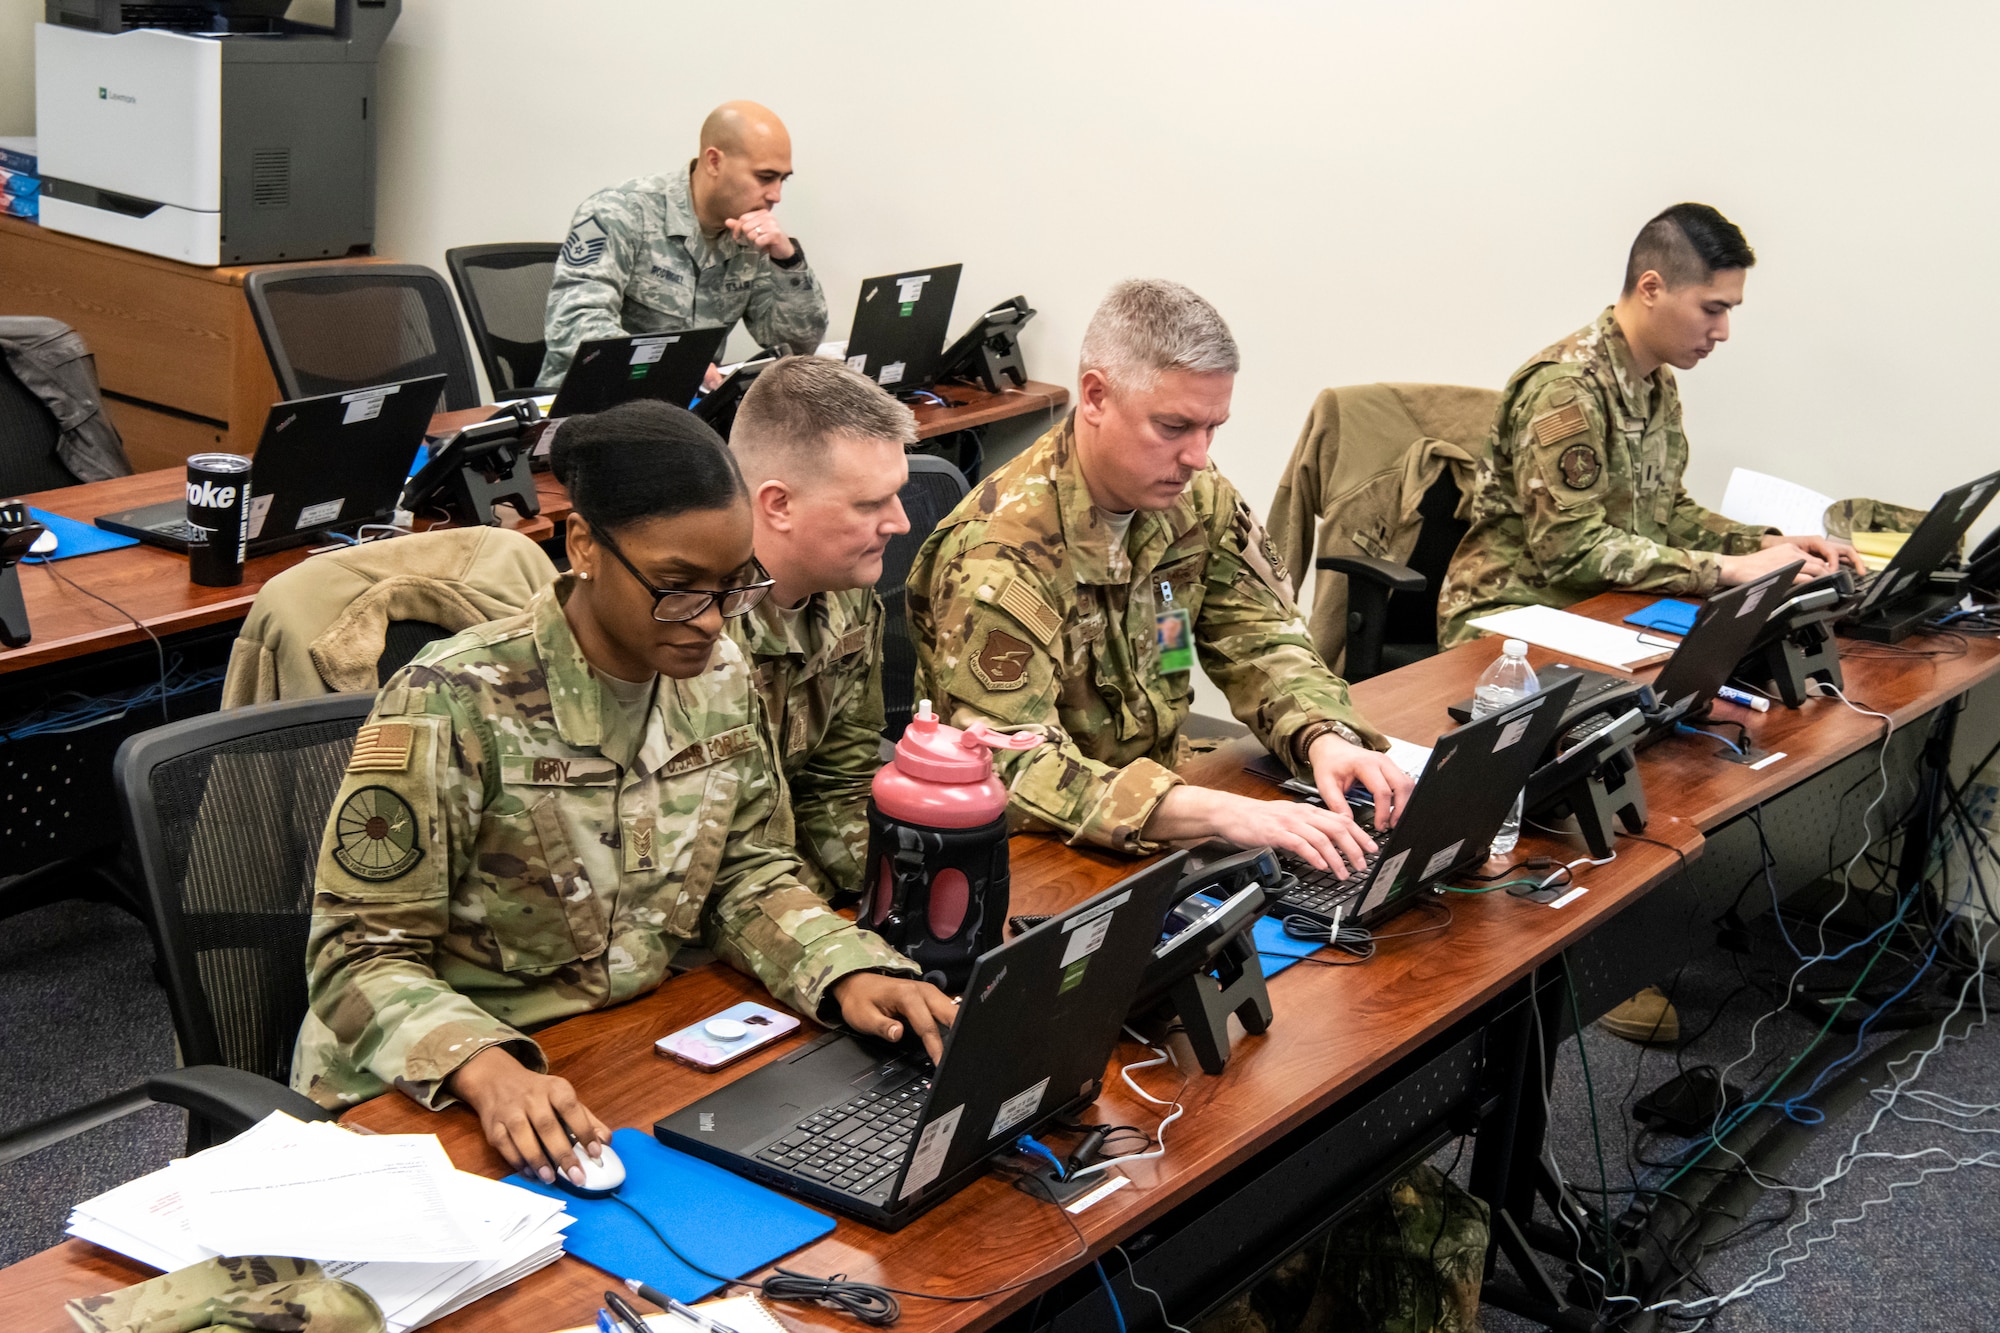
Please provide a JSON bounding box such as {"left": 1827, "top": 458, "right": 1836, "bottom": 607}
{"left": 332, "top": 785, "right": 425, "bottom": 882}
{"left": 1558, "top": 443, "right": 1602, "bottom": 491}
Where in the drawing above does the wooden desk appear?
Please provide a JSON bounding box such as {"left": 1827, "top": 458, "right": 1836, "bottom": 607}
{"left": 0, "top": 217, "right": 389, "bottom": 469}
{"left": 3, "top": 385, "right": 1065, "bottom": 676}
{"left": 0, "top": 714, "right": 1694, "bottom": 1333}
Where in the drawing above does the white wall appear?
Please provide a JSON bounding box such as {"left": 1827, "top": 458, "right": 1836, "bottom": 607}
{"left": 371, "top": 0, "right": 1998, "bottom": 523}
{"left": 0, "top": 0, "right": 39, "bottom": 134}
{"left": 3, "top": 1, "right": 1995, "bottom": 663}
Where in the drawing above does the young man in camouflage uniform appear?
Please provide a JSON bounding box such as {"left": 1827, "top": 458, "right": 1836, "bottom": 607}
{"left": 294, "top": 403, "right": 950, "bottom": 1189}
{"left": 1437, "top": 203, "right": 1854, "bottom": 649}
{"left": 538, "top": 100, "right": 829, "bottom": 387}
{"left": 908, "top": 280, "right": 1412, "bottom": 876}
{"left": 728, "top": 357, "right": 914, "bottom": 900}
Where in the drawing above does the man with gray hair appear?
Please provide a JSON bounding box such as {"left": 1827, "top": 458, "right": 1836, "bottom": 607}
{"left": 907, "top": 280, "right": 1410, "bottom": 873}
{"left": 728, "top": 356, "right": 913, "bottom": 899}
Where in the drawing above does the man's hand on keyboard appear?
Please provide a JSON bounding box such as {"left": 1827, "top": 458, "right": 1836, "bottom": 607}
{"left": 1762, "top": 532, "right": 1862, "bottom": 573}
{"left": 1306, "top": 733, "right": 1414, "bottom": 830}
{"left": 1145, "top": 786, "right": 1378, "bottom": 878}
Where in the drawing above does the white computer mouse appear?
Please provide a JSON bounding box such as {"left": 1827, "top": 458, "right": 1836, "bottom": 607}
{"left": 554, "top": 1141, "right": 626, "bottom": 1199}
{"left": 30, "top": 529, "right": 56, "bottom": 555}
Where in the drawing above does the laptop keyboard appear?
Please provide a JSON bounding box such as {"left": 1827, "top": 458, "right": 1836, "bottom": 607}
{"left": 754, "top": 1071, "right": 930, "bottom": 1196}
{"left": 148, "top": 519, "right": 204, "bottom": 542}
{"left": 1276, "top": 845, "right": 1385, "bottom": 919}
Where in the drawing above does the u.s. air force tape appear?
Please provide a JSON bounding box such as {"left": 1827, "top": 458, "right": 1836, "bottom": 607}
{"left": 332, "top": 785, "right": 424, "bottom": 882}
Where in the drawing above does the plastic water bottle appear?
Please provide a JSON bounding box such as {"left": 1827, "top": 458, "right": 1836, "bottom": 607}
{"left": 1471, "top": 638, "right": 1540, "bottom": 855}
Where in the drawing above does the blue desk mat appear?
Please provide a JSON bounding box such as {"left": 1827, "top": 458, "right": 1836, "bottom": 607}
{"left": 25, "top": 507, "right": 138, "bottom": 560}
{"left": 508, "top": 1127, "right": 835, "bottom": 1301}
{"left": 1623, "top": 599, "right": 1698, "bottom": 636}
{"left": 1255, "top": 914, "right": 1321, "bottom": 977}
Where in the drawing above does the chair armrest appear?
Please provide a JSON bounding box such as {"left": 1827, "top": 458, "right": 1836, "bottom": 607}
{"left": 144, "top": 1066, "right": 337, "bottom": 1135}
{"left": 1315, "top": 554, "right": 1427, "bottom": 595}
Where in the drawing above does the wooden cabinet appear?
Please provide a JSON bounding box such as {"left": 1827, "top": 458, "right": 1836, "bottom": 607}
{"left": 0, "top": 215, "right": 376, "bottom": 467}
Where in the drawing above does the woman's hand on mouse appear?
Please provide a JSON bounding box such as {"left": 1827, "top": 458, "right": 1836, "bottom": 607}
{"left": 831, "top": 972, "right": 957, "bottom": 1063}
{"left": 446, "top": 1045, "right": 610, "bottom": 1187}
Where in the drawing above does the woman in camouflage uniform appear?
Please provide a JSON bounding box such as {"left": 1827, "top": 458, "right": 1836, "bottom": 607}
{"left": 293, "top": 402, "right": 952, "bottom": 1190}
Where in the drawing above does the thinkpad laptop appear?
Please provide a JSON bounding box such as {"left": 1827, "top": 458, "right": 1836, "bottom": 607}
{"left": 95, "top": 376, "right": 443, "bottom": 555}
{"left": 1447, "top": 562, "right": 1800, "bottom": 751}
{"left": 1275, "top": 674, "right": 1581, "bottom": 931}
{"left": 655, "top": 851, "right": 1188, "bottom": 1230}
{"left": 842, "top": 263, "right": 963, "bottom": 393}
{"left": 1840, "top": 469, "right": 2000, "bottom": 641}
{"left": 546, "top": 327, "right": 729, "bottom": 419}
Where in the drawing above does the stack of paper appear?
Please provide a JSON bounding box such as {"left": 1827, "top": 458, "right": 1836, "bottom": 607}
{"left": 1467, "top": 604, "right": 1673, "bottom": 671}
{"left": 1720, "top": 467, "right": 1835, "bottom": 539}
{"left": 66, "top": 1112, "right": 571, "bottom": 1332}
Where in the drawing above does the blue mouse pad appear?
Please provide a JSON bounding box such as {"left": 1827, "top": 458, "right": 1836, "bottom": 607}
{"left": 1256, "top": 914, "right": 1320, "bottom": 977}
{"left": 1623, "top": 599, "right": 1698, "bottom": 636}
{"left": 509, "top": 1127, "right": 835, "bottom": 1302}
{"left": 26, "top": 507, "right": 139, "bottom": 560}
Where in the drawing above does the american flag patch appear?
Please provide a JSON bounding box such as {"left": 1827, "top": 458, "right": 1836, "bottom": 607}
{"left": 349, "top": 722, "right": 413, "bottom": 773}
{"left": 1531, "top": 403, "right": 1590, "bottom": 449}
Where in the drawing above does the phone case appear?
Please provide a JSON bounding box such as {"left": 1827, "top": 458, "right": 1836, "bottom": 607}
{"left": 655, "top": 1001, "right": 801, "bottom": 1070}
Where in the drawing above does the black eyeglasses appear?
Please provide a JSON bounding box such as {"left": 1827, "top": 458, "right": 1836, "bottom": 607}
{"left": 591, "top": 526, "right": 774, "bottom": 623}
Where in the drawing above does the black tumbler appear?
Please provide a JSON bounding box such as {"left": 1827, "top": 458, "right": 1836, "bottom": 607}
{"left": 185, "top": 452, "right": 253, "bottom": 587}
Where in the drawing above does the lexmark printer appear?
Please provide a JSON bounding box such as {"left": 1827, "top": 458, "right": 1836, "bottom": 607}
{"left": 35, "top": 1, "right": 400, "bottom": 266}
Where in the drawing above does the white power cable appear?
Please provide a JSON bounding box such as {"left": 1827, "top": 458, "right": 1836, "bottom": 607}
{"left": 1065, "top": 1029, "right": 1187, "bottom": 1181}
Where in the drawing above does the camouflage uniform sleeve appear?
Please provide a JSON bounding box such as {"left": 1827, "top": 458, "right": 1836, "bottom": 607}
{"left": 1198, "top": 485, "right": 1388, "bottom": 776}
{"left": 1666, "top": 489, "right": 1775, "bottom": 555}
{"left": 538, "top": 189, "right": 643, "bottom": 385}
{"left": 1513, "top": 377, "right": 1724, "bottom": 596}
{"left": 704, "top": 743, "right": 918, "bottom": 1022}
{"left": 789, "top": 606, "right": 885, "bottom": 898}
{"left": 740, "top": 247, "right": 830, "bottom": 355}
{"left": 298, "top": 674, "right": 545, "bottom": 1111}
{"left": 914, "top": 543, "right": 1181, "bottom": 854}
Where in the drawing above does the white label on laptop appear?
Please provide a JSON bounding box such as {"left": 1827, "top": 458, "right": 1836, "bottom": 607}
{"left": 897, "top": 275, "right": 932, "bottom": 303}
{"left": 900, "top": 1104, "right": 963, "bottom": 1200}
{"left": 1421, "top": 840, "right": 1466, "bottom": 882}
{"left": 989, "top": 1077, "right": 1049, "bottom": 1139}
{"left": 246, "top": 492, "right": 274, "bottom": 540}
{"left": 1493, "top": 716, "right": 1533, "bottom": 753}
{"left": 877, "top": 360, "right": 906, "bottom": 387}
{"left": 1738, "top": 583, "right": 1771, "bottom": 617}
{"left": 1357, "top": 849, "right": 1411, "bottom": 914}
{"left": 630, "top": 336, "right": 672, "bottom": 366}
{"left": 1061, "top": 889, "right": 1131, "bottom": 966}
{"left": 846, "top": 354, "right": 868, "bottom": 373}
{"left": 298, "top": 498, "right": 344, "bottom": 528}
{"left": 339, "top": 384, "right": 396, "bottom": 425}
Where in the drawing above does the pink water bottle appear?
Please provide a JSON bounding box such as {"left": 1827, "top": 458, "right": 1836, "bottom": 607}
{"left": 859, "top": 700, "right": 1040, "bottom": 993}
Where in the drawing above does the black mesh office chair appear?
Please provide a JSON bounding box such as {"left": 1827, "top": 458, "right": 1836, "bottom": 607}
{"left": 0, "top": 695, "right": 363, "bottom": 1163}
{"left": 446, "top": 243, "right": 560, "bottom": 401}
{"left": 243, "top": 264, "right": 482, "bottom": 413}
{"left": 879, "top": 455, "right": 970, "bottom": 739}
{"left": 0, "top": 355, "right": 80, "bottom": 495}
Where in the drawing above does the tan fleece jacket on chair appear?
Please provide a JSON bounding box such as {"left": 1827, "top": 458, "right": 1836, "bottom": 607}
{"left": 1267, "top": 383, "right": 1494, "bottom": 675}
{"left": 220, "top": 527, "right": 559, "bottom": 707}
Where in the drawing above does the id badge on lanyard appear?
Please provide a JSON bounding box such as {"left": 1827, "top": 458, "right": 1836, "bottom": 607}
{"left": 1154, "top": 579, "right": 1193, "bottom": 674}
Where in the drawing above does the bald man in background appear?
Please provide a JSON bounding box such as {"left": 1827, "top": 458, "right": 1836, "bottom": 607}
{"left": 538, "top": 101, "right": 830, "bottom": 387}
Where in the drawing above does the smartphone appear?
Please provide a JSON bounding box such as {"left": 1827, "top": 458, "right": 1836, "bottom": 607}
{"left": 655, "top": 1001, "right": 801, "bottom": 1071}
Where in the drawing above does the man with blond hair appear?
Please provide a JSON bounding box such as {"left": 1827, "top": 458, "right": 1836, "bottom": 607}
{"left": 728, "top": 356, "right": 912, "bottom": 899}
{"left": 907, "top": 280, "right": 1410, "bottom": 876}
{"left": 540, "top": 101, "right": 829, "bottom": 387}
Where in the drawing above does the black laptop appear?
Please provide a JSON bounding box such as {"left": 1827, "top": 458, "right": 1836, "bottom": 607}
{"left": 546, "top": 327, "right": 729, "bottom": 418}
{"left": 842, "top": 264, "right": 963, "bottom": 393}
{"left": 655, "top": 851, "right": 1188, "bottom": 1230}
{"left": 1446, "top": 562, "right": 1801, "bottom": 749}
{"left": 95, "top": 376, "right": 443, "bottom": 555}
{"left": 1274, "top": 675, "right": 1581, "bottom": 931}
{"left": 1839, "top": 469, "right": 2000, "bottom": 640}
